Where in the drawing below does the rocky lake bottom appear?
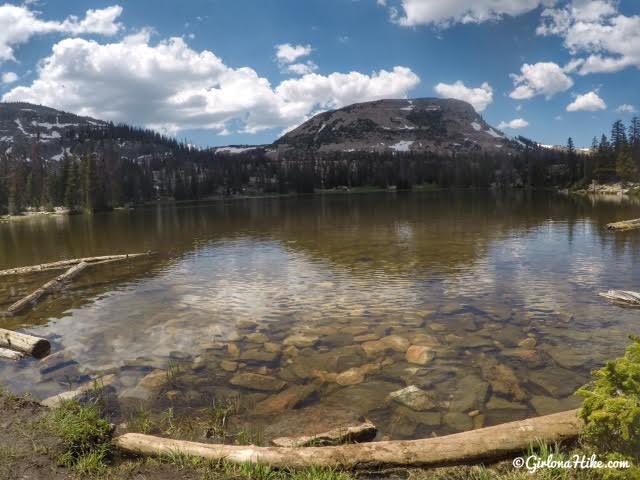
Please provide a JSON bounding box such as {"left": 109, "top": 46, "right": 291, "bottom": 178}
{"left": 0, "top": 191, "right": 638, "bottom": 442}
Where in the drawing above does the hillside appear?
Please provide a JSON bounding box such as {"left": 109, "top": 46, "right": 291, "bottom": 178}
{"left": 274, "top": 98, "right": 520, "bottom": 156}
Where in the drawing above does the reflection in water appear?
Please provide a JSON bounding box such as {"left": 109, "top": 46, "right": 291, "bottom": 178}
{"left": 0, "top": 191, "right": 639, "bottom": 441}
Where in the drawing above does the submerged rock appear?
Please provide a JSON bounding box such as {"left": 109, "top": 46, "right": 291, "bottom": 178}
{"left": 239, "top": 349, "right": 280, "bottom": 363}
{"left": 283, "top": 334, "right": 319, "bottom": 348}
{"left": 388, "top": 385, "right": 436, "bottom": 411}
{"left": 448, "top": 375, "right": 489, "bottom": 412}
{"left": 254, "top": 383, "right": 318, "bottom": 415}
{"left": 530, "top": 395, "right": 582, "bottom": 416}
{"left": 528, "top": 367, "right": 586, "bottom": 398}
{"left": 480, "top": 359, "right": 527, "bottom": 401}
{"left": 220, "top": 360, "right": 238, "bottom": 372}
{"left": 443, "top": 412, "right": 473, "bottom": 432}
{"left": 138, "top": 370, "right": 167, "bottom": 390}
{"left": 335, "top": 363, "right": 380, "bottom": 386}
{"left": 405, "top": 345, "right": 434, "bottom": 365}
{"left": 230, "top": 372, "right": 286, "bottom": 392}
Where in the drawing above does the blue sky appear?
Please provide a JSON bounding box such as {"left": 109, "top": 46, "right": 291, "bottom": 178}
{"left": 0, "top": 0, "right": 638, "bottom": 148}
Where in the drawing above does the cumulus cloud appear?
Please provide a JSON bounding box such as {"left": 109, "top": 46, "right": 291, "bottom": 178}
{"left": 284, "top": 61, "right": 318, "bottom": 76}
{"left": 2, "top": 33, "right": 420, "bottom": 135}
{"left": 434, "top": 80, "right": 493, "bottom": 112}
{"left": 537, "top": 0, "right": 640, "bottom": 74}
{"left": 566, "top": 91, "right": 607, "bottom": 112}
{"left": 0, "top": 3, "right": 122, "bottom": 62}
{"left": 384, "top": 0, "right": 557, "bottom": 27}
{"left": 498, "top": 118, "right": 529, "bottom": 129}
{"left": 1, "top": 71, "right": 18, "bottom": 83}
{"left": 616, "top": 104, "right": 637, "bottom": 114}
{"left": 275, "top": 43, "right": 312, "bottom": 64}
{"left": 509, "top": 62, "right": 573, "bottom": 100}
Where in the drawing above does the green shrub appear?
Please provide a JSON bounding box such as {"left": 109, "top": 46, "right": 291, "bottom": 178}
{"left": 577, "top": 335, "right": 640, "bottom": 462}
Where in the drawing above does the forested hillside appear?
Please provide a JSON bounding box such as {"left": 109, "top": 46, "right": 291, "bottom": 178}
{"left": 0, "top": 101, "right": 639, "bottom": 216}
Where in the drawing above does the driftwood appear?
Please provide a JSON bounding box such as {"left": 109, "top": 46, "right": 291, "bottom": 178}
{"left": 272, "top": 421, "right": 377, "bottom": 447}
{"left": 114, "top": 409, "right": 582, "bottom": 469}
{"left": 40, "top": 374, "right": 117, "bottom": 408}
{"left": 0, "top": 347, "right": 25, "bottom": 361}
{"left": 0, "top": 328, "right": 50, "bottom": 358}
{"left": 599, "top": 290, "right": 640, "bottom": 306}
{"left": 6, "top": 262, "right": 89, "bottom": 316}
{"left": 0, "top": 253, "right": 151, "bottom": 277}
{"left": 607, "top": 219, "right": 640, "bottom": 231}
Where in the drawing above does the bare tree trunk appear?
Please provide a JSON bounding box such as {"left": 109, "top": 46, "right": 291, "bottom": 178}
{"left": 607, "top": 219, "right": 640, "bottom": 231}
{"left": 0, "top": 328, "right": 50, "bottom": 358}
{"left": 0, "top": 347, "right": 25, "bottom": 361}
{"left": 6, "top": 262, "right": 88, "bottom": 316}
{"left": 0, "top": 252, "right": 151, "bottom": 277}
{"left": 114, "top": 409, "right": 582, "bottom": 469}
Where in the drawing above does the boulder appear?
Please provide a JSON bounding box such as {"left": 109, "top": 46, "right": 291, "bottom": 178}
{"left": 254, "top": 384, "right": 318, "bottom": 415}
{"left": 388, "top": 385, "right": 436, "bottom": 411}
{"left": 405, "top": 345, "right": 434, "bottom": 365}
{"left": 283, "top": 334, "right": 319, "bottom": 348}
{"left": 230, "top": 373, "right": 286, "bottom": 392}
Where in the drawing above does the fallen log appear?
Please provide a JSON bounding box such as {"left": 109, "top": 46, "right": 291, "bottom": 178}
{"left": 114, "top": 409, "right": 582, "bottom": 469}
{"left": 0, "top": 252, "right": 151, "bottom": 277}
{"left": 6, "top": 262, "right": 88, "bottom": 316}
{"left": 599, "top": 290, "right": 640, "bottom": 306}
{"left": 0, "top": 347, "right": 25, "bottom": 361}
{"left": 0, "top": 328, "right": 50, "bottom": 358}
{"left": 607, "top": 219, "right": 640, "bottom": 231}
{"left": 40, "top": 374, "right": 117, "bottom": 408}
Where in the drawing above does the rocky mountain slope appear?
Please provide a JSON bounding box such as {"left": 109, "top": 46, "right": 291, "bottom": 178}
{"left": 274, "top": 98, "right": 520, "bottom": 156}
{"left": 0, "top": 102, "right": 109, "bottom": 160}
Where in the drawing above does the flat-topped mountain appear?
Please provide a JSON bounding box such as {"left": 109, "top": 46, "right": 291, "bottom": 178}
{"left": 274, "top": 98, "right": 519, "bottom": 156}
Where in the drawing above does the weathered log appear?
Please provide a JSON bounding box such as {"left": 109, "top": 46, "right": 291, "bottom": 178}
{"left": 0, "top": 252, "right": 151, "bottom": 277}
{"left": 114, "top": 409, "right": 582, "bottom": 469}
{"left": 0, "top": 347, "right": 25, "bottom": 361}
{"left": 40, "top": 374, "right": 117, "bottom": 408}
{"left": 6, "top": 262, "right": 88, "bottom": 316}
{"left": 599, "top": 290, "right": 640, "bottom": 306}
{"left": 607, "top": 219, "right": 640, "bottom": 231}
{"left": 0, "top": 328, "right": 50, "bottom": 358}
{"left": 272, "top": 421, "right": 377, "bottom": 447}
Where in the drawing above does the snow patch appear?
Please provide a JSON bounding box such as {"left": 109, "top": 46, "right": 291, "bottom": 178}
{"left": 390, "top": 140, "right": 414, "bottom": 152}
{"left": 400, "top": 100, "right": 415, "bottom": 111}
{"left": 318, "top": 123, "right": 327, "bottom": 133}
{"left": 471, "top": 122, "right": 482, "bottom": 131}
{"left": 486, "top": 128, "right": 504, "bottom": 139}
{"left": 14, "top": 118, "right": 29, "bottom": 136}
{"left": 216, "top": 146, "right": 256, "bottom": 154}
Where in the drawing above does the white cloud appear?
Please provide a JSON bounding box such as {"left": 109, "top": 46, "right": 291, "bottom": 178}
{"left": 285, "top": 61, "right": 318, "bottom": 76}
{"left": 1, "top": 71, "right": 18, "bottom": 83}
{"left": 616, "top": 104, "right": 637, "bottom": 114}
{"left": 0, "top": 3, "right": 122, "bottom": 62}
{"left": 275, "top": 43, "right": 312, "bottom": 64}
{"left": 2, "top": 33, "right": 420, "bottom": 135}
{"left": 566, "top": 91, "right": 607, "bottom": 112}
{"left": 537, "top": 1, "right": 640, "bottom": 75}
{"left": 385, "top": 0, "right": 557, "bottom": 27}
{"left": 509, "top": 62, "right": 573, "bottom": 100}
{"left": 434, "top": 80, "right": 493, "bottom": 112}
{"left": 498, "top": 118, "right": 529, "bottom": 129}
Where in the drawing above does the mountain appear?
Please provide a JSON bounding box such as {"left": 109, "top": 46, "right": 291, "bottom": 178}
{"left": 273, "top": 98, "right": 520, "bottom": 156}
{"left": 0, "top": 102, "right": 111, "bottom": 161}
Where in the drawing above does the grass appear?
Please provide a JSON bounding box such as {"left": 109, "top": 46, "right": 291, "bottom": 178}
{"left": 44, "top": 400, "right": 113, "bottom": 475}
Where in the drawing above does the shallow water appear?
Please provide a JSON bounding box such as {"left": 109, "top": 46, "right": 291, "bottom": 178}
{"left": 1, "top": 191, "right": 639, "bottom": 441}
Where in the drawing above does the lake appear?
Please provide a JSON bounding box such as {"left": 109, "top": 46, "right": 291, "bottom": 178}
{"left": 1, "top": 190, "right": 639, "bottom": 441}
